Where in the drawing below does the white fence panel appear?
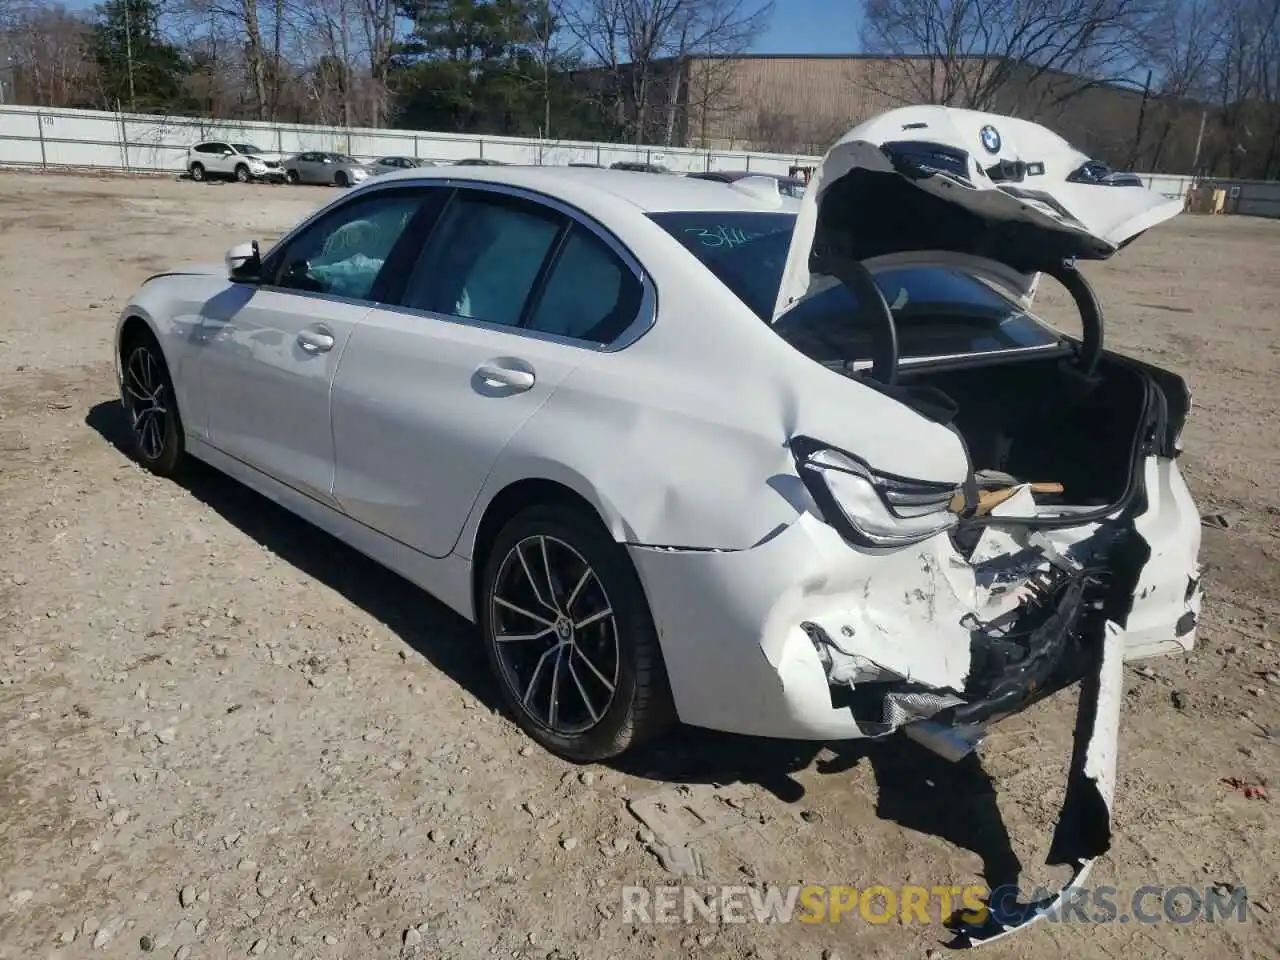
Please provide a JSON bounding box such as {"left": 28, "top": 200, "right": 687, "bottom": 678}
{"left": 0, "top": 103, "right": 823, "bottom": 177}
{"left": 10, "top": 103, "right": 1276, "bottom": 215}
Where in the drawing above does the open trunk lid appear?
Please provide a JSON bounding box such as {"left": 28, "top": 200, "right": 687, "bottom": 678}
{"left": 773, "top": 106, "right": 1183, "bottom": 322}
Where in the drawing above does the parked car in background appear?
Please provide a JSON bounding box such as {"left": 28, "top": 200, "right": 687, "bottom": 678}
{"left": 284, "top": 152, "right": 376, "bottom": 187}
{"left": 370, "top": 156, "right": 434, "bottom": 176}
{"left": 609, "top": 161, "right": 670, "bottom": 174}
{"left": 453, "top": 158, "right": 508, "bottom": 166}
{"left": 187, "top": 142, "right": 285, "bottom": 183}
{"left": 687, "top": 169, "right": 808, "bottom": 198}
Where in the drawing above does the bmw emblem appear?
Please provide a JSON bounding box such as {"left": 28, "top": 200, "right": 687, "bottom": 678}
{"left": 979, "top": 125, "right": 1002, "bottom": 154}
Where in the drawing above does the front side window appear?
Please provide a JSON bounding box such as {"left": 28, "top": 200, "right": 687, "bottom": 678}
{"left": 400, "top": 191, "right": 563, "bottom": 327}
{"left": 649, "top": 211, "right": 1060, "bottom": 365}
{"left": 269, "top": 192, "right": 424, "bottom": 300}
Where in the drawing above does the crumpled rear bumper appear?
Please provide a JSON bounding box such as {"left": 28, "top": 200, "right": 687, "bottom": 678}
{"left": 627, "top": 457, "right": 1200, "bottom": 945}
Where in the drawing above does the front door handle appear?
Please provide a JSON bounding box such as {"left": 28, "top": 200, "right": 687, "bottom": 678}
{"left": 476, "top": 362, "right": 535, "bottom": 392}
{"left": 297, "top": 327, "right": 335, "bottom": 353}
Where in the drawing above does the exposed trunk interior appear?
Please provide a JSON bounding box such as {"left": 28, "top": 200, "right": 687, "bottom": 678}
{"left": 900, "top": 354, "right": 1151, "bottom": 512}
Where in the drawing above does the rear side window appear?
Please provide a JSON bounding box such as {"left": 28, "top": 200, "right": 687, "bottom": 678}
{"left": 401, "top": 192, "right": 563, "bottom": 327}
{"left": 397, "top": 191, "right": 643, "bottom": 345}
{"left": 525, "top": 225, "right": 641, "bottom": 342}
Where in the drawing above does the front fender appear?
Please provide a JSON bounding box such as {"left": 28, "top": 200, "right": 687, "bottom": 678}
{"left": 115, "top": 274, "right": 231, "bottom": 443}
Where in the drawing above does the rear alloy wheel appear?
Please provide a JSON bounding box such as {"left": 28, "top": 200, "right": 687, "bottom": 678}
{"left": 189, "top": 163, "right": 205, "bottom": 182}
{"left": 334, "top": 171, "right": 349, "bottom": 188}
{"left": 122, "top": 333, "right": 184, "bottom": 476}
{"left": 285, "top": 169, "right": 299, "bottom": 185}
{"left": 480, "top": 504, "right": 674, "bottom": 762}
{"left": 234, "top": 163, "right": 250, "bottom": 183}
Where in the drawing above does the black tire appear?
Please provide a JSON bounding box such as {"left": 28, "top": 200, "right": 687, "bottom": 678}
{"left": 479, "top": 504, "right": 675, "bottom": 762}
{"left": 234, "top": 163, "right": 250, "bottom": 183}
{"left": 190, "top": 162, "right": 205, "bottom": 182}
{"left": 120, "top": 329, "right": 184, "bottom": 477}
{"left": 285, "top": 169, "right": 299, "bottom": 185}
{"left": 334, "top": 170, "right": 349, "bottom": 187}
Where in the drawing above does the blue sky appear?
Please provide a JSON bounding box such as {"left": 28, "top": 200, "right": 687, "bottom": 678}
{"left": 751, "top": 0, "right": 862, "bottom": 55}
{"left": 68, "top": 0, "right": 862, "bottom": 56}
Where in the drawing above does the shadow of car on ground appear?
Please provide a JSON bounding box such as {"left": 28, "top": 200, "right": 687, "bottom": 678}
{"left": 86, "top": 397, "right": 1023, "bottom": 891}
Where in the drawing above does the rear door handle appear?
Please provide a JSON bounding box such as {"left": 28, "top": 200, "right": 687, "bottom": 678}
{"left": 476, "top": 362, "right": 535, "bottom": 392}
{"left": 297, "top": 327, "right": 335, "bottom": 353}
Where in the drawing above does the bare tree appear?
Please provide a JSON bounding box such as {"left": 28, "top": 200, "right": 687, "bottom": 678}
{"left": 563, "top": 0, "right": 771, "bottom": 146}
{"left": 357, "top": 0, "right": 395, "bottom": 127}
{"left": 1, "top": 2, "right": 96, "bottom": 106}
{"left": 290, "top": 0, "right": 361, "bottom": 127}
{"left": 181, "top": 0, "right": 277, "bottom": 118}
{"left": 859, "top": 0, "right": 1148, "bottom": 116}
{"left": 1213, "top": 0, "right": 1280, "bottom": 178}
{"left": 1129, "top": 0, "right": 1225, "bottom": 171}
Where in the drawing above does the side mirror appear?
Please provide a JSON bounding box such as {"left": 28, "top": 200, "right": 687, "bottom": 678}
{"left": 226, "top": 240, "right": 262, "bottom": 282}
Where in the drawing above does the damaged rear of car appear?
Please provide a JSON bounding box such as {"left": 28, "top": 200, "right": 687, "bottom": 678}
{"left": 633, "top": 106, "right": 1202, "bottom": 943}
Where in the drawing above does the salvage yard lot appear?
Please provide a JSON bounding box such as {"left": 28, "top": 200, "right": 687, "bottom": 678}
{"left": 0, "top": 171, "right": 1277, "bottom": 959}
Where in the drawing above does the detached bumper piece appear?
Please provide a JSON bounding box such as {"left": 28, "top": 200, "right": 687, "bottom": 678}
{"left": 950, "top": 622, "right": 1123, "bottom": 946}
{"left": 806, "top": 561, "right": 1126, "bottom": 947}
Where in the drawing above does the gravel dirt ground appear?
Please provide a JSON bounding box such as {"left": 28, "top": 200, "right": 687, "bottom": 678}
{"left": 1, "top": 172, "right": 1277, "bottom": 960}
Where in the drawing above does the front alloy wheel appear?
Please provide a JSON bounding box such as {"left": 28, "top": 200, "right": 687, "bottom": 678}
{"left": 122, "top": 336, "right": 183, "bottom": 475}
{"left": 480, "top": 505, "right": 674, "bottom": 761}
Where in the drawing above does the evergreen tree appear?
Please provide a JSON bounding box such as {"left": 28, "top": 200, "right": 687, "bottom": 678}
{"left": 90, "top": 0, "right": 191, "bottom": 113}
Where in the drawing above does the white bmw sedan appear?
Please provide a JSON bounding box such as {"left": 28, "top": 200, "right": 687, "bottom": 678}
{"left": 117, "top": 110, "right": 1201, "bottom": 887}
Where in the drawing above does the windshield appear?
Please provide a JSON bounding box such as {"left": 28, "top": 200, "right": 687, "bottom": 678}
{"left": 232, "top": 144, "right": 263, "bottom": 155}
{"left": 648, "top": 211, "right": 1060, "bottom": 365}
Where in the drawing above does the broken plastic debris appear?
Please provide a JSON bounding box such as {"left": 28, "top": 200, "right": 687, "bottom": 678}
{"left": 1220, "top": 777, "right": 1269, "bottom": 801}
{"left": 951, "top": 621, "right": 1124, "bottom": 947}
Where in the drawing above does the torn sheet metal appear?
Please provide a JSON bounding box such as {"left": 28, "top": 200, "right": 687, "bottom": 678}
{"left": 804, "top": 486, "right": 1110, "bottom": 735}
{"left": 951, "top": 621, "right": 1124, "bottom": 947}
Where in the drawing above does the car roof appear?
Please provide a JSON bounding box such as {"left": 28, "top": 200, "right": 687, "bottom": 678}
{"left": 364, "top": 164, "right": 796, "bottom": 214}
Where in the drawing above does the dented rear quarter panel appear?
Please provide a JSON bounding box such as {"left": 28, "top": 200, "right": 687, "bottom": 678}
{"left": 454, "top": 219, "right": 972, "bottom": 557}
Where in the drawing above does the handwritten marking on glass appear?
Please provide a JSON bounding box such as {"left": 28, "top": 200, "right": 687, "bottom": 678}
{"left": 683, "top": 225, "right": 766, "bottom": 249}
